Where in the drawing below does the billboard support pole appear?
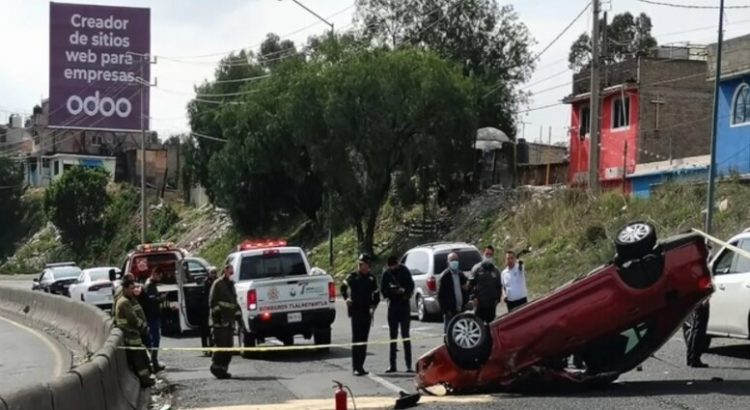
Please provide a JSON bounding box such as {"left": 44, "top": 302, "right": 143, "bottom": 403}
{"left": 140, "top": 55, "right": 147, "bottom": 244}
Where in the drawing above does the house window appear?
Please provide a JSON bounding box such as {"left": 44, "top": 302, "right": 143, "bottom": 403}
{"left": 579, "top": 106, "right": 591, "bottom": 139}
{"left": 732, "top": 84, "right": 750, "bottom": 126}
{"left": 53, "top": 161, "right": 59, "bottom": 175}
{"left": 90, "top": 134, "right": 104, "bottom": 146}
{"left": 612, "top": 96, "right": 630, "bottom": 129}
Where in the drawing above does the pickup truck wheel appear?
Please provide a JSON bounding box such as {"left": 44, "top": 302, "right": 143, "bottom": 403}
{"left": 280, "top": 334, "right": 294, "bottom": 346}
{"left": 241, "top": 329, "right": 256, "bottom": 359}
{"left": 615, "top": 221, "right": 657, "bottom": 262}
{"left": 445, "top": 313, "right": 492, "bottom": 370}
{"left": 313, "top": 328, "right": 331, "bottom": 352}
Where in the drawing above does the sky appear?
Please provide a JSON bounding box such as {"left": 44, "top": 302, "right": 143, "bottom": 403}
{"left": 2, "top": 0, "right": 750, "bottom": 146}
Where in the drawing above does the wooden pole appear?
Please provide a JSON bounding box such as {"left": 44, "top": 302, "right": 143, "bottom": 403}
{"left": 622, "top": 140, "right": 628, "bottom": 195}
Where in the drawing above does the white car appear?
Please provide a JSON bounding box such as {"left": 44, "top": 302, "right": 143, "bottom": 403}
{"left": 701, "top": 229, "right": 750, "bottom": 341}
{"left": 69, "top": 267, "right": 120, "bottom": 310}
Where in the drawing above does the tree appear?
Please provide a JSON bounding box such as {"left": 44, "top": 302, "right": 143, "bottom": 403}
{"left": 44, "top": 166, "right": 110, "bottom": 257}
{"left": 568, "top": 12, "right": 658, "bottom": 72}
{"left": 284, "top": 48, "right": 477, "bottom": 254}
{"left": 355, "top": 0, "right": 535, "bottom": 133}
{"left": 0, "top": 158, "right": 26, "bottom": 260}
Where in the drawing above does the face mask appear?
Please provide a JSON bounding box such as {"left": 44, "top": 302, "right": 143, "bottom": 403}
{"left": 449, "top": 260, "right": 460, "bottom": 271}
{"left": 484, "top": 255, "right": 494, "bottom": 263}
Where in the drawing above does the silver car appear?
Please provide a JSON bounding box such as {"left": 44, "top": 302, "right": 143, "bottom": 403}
{"left": 400, "top": 242, "right": 482, "bottom": 322}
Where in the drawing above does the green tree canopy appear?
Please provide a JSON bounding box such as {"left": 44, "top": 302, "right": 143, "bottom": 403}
{"left": 44, "top": 166, "right": 110, "bottom": 257}
{"left": 568, "top": 12, "right": 658, "bottom": 72}
{"left": 0, "top": 158, "right": 27, "bottom": 260}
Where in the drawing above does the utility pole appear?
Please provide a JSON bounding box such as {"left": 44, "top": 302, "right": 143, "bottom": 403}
{"left": 705, "top": 0, "right": 725, "bottom": 235}
{"left": 128, "top": 51, "right": 157, "bottom": 244}
{"left": 588, "top": 0, "right": 602, "bottom": 194}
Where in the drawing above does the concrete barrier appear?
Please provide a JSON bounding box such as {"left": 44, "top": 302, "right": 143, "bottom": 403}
{"left": 0, "top": 288, "right": 143, "bottom": 410}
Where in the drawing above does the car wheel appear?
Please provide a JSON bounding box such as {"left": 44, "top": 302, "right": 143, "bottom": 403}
{"left": 280, "top": 334, "right": 294, "bottom": 346}
{"left": 417, "top": 295, "right": 428, "bottom": 322}
{"left": 313, "top": 328, "right": 331, "bottom": 352}
{"left": 615, "top": 221, "right": 657, "bottom": 262}
{"left": 445, "top": 312, "right": 492, "bottom": 370}
{"left": 241, "top": 328, "right": 256, "bottom": 359}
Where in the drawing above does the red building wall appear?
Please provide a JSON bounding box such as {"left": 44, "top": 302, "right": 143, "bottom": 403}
{"left": 568, "top": 88, "right": 639, "bottom": 194}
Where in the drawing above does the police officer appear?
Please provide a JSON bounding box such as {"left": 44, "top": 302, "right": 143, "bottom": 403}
{"left": 139, "top": 267, "right": 166, "bottom": 372}
{"left": 114, "top": 276, "right": 155, "bottom": 388}
{"left": 341, "top": 253, "right": 380, "bottom": 376}
{"left": 686, "top": 300, "right": 710, "bottom": 367}
{"left": 381, "top": 255, "right": 415, "bottom": 373}
{"left": 209, "top": 264, "right": 241, "bottom": 379}
{"left": 200, "top": 268, "right": 218, "bottom": 356}
{"left": 469, "top": 259, "right": 503, "bottom": 324}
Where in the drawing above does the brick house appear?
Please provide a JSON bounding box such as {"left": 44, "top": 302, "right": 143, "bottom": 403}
{"left": 564, "top": 48, "right": 713, "bottom": 193}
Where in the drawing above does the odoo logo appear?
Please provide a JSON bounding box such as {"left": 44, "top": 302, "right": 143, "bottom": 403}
{"left": 66, "top": 91, "right": 132, "bottom": 118}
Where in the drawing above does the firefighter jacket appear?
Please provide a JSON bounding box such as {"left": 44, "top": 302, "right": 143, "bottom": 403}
{"left": 115, "top": 295, "right": 148, "bottom": 347}
{"left": 209, "top": 277, "right": 241, "bottom": 329}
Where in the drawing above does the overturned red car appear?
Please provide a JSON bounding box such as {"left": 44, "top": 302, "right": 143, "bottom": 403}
{"left": 415, "top": 221, "right": 713, "bottom": 395}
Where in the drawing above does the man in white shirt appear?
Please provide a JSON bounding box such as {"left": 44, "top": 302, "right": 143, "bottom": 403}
{"left": 501, "top": 250, "right": 527, "bottom": 312}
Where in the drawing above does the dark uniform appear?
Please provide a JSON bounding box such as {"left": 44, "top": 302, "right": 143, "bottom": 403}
{"left": 469, "top": 261, "right": 503, "bottom": 323}
{"left": 114, "top": 294, "right": 153, "bottom": 387}
{"left": 341, "top": 265, "right": 380, "bottom": 375}
{"left": 209, "top": 276, "right": 241, "bottom": 379}
{"left": 686, "top": 301, "right": 710, "bottom": 367}
{"left": 139, "top": 278, "right": 165, "bottom": 370}
{"left": 200, "top": 275, "right": 216, "bottom": 354}
{"left": 381, "top": 263, "right": 414, "bottom": 372}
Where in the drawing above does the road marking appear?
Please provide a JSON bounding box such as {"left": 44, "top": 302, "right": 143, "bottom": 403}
{"left": 365, "top": 372, "right": 404, "bottom": 394}
{"left": 0, "top": 314, "right": 65, "bottom": 377}
{"left": 186, "top": 395, "right": 495, "bottom": 410}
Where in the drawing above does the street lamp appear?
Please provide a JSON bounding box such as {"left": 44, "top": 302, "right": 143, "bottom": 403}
{"left": 278, "top": 0, "right": 334, "bottom": 38}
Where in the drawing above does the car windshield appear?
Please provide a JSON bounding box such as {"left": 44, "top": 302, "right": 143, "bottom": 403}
{"left": 54, "top": 267, "right": 81, "bottom": 279}
{"left": 433, "top": 249, "right": 482, "bottom": 274}
{"left": 88, "top": 269, "right": 111, "bottom": 282}
{"left": 239, "top": 252, "right": 307, "bottom": 280}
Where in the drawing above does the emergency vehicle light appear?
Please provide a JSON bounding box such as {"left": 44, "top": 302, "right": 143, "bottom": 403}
{"left": 237, "top": 239, "right": 288, "bottom": 251}
{"left": 136, "top": 242, "right": 176, "bottom": 252}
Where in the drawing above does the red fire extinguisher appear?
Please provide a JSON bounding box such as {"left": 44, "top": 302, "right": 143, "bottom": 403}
{"left": 332, "top": 380, "right": 349, "bottom": 410}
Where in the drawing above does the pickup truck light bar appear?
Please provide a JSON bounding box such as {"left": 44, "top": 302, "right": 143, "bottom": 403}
{"left": 238, "top": 239, "right": 288, "bottom": 251}
{"left": 136, "top": 242, "right": 176, "bottom": 253}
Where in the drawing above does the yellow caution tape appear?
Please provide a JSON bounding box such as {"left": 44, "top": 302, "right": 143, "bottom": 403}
{"left": 691, "top": 228, "right": 750, "bottom": 261}
{"left": 116, "top": 334, "right": 444, "bottom": 353}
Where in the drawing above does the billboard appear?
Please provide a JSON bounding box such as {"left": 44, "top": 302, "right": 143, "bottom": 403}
{"left": 49, "top": 2, "right": 150, "bottom": 132}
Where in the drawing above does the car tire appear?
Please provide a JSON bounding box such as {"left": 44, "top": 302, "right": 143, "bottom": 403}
{"left": 614, "top": 221, "right": 657, "bottom": 262}
{"left": 445, "top": 312, "right": 492, "bottom": 370}
{"left": 241, "top": 328, "right": 256, "bottom": 359}
{"left": 313, "top": 328, "right": 331, "bottom": 352}
{"left": 280, "top": 334, "right": 294, "bottom": 346}
{"left": 416, "top": 295, "right": 428, "bottom": 322}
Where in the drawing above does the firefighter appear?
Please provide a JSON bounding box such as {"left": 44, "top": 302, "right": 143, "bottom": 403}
{"left": 341, "top": 253, "right": 380, "bottom": 376}
{"left": 209, "top": 264, "right": 241, "bottom": 379}
{"left": 113, "top": 272, "right": 135, "bottom": 318}
{"left": 114, "top": 276, "right": 155, "bottom": 388}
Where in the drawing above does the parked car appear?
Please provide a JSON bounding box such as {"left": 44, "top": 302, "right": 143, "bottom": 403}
{"left": 400, "top": 243, "right": 482, "bottom": 322}
{"left": 32, "top": 263, "right": 82, "bottom": 296}
{"left": 228, "top": 240, "right": 336, "bottom": 357}
{"left": 68, "top": 267, "right": 120, "bottom": 310}
{"left": 415, "top": 222, "right": 713, "bottom": 395}
{"left": 684, "top": 228, "right": 750, "bottom": 344}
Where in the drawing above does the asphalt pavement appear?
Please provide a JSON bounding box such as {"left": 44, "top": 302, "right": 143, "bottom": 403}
{"left": 0, "top": 312, "right": 68, "bottom": 396}
{"left": 158, "top": 299, "right": 750, "bottom": 410}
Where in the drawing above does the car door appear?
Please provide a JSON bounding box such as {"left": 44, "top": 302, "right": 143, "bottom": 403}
{"left": 709, "top": 241, "right": 745, "bottom": 336}
{"left": 713, "top": 239, "right": 750, "bottom": 337}
{"left": 69, "top": 272, "right": 84, "bottom": 301}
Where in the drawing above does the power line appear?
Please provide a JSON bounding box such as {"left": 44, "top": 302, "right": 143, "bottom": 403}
{"left": 636, "top": 0, "right": 750, "bottom": 9}
{"left": 191, "top": 132, "right": 227, "bottom": 143}
{"left": 534, "top": 1, "right": 592, "bottom": 61}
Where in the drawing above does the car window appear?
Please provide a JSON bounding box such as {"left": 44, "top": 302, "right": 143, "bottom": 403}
{"left": 714, "top": 245, "right": 737, "bottom": 276}
{"left": 239, "top": 252, "right": 306, "bottom": 280}
{"left": 187, "top": 260, "right": 208, "bottom": 274}
{"left": 88, "top": 269, "right": 110, "bottom": 282}
{"left": 404, "top": 251, "right": 429, "bottom": 275}
{"left": 733, "top": 239, "right": 750, "bottom": 273}
{"left": 433, "top": 249, "right": 482, "bottom": 274}
{"left": 54, "top": 267, "right": 81, "bottom": 280}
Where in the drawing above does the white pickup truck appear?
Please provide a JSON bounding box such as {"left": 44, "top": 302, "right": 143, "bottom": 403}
{"left": 225, "top": 240, "right": 336, "bottom": 357}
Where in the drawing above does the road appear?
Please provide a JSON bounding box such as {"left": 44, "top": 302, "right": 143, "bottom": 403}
{"left": 0, "top": 312, "right": 68, "bottom": 396}
{"left": 159, "top": 299, "right": 750, "bottom": 410}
